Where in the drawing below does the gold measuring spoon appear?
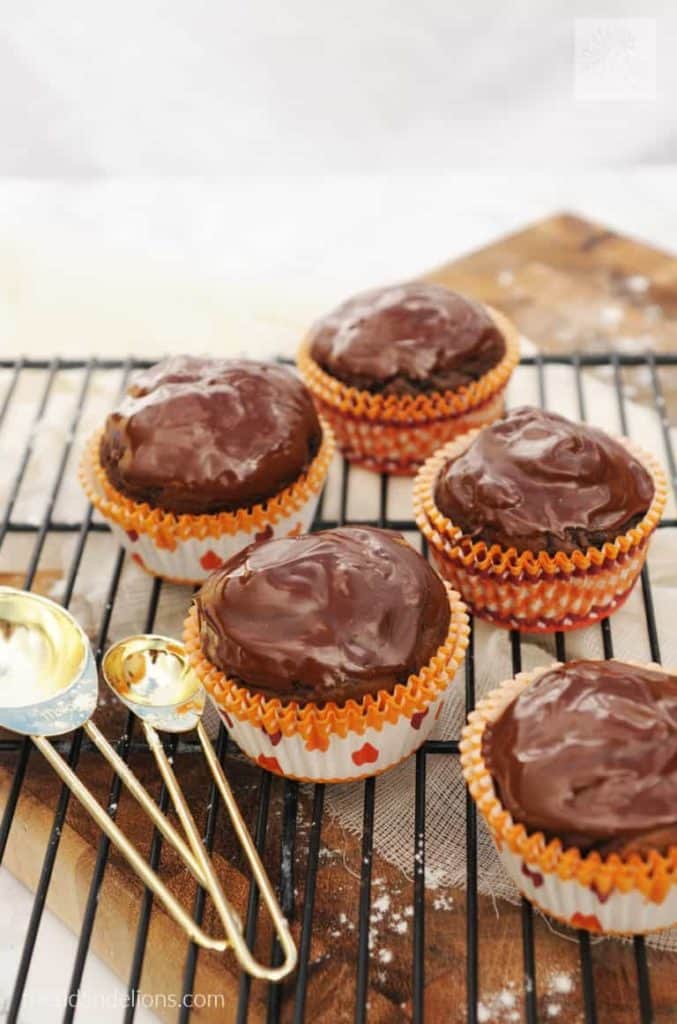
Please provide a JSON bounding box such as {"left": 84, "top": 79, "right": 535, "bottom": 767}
{"left": 0, "top": 587, "right": 256, "bottom": 966}
{"left": 102, "top": 634, "right": 297, "bottom": 982}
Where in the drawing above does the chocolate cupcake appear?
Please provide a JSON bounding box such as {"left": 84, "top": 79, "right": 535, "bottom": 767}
{"left": 414, "top": 406, "right": 667, "bottom": 632}
{"left": 297, "top": 282, "right": 520, "bottom": 474}
{"left": 80, "top": 357, "right": 335, "bottom": 583}
{"left": 184, "top": 527, "right": 470, "bottom": 781}
{"left": 461, "top": 660, "right": 677, "bottom": 935}
{"left": 309, "top": 283, "right": 506, "bottom": 397}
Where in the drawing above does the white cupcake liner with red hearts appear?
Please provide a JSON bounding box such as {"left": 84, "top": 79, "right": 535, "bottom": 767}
{"left": 461, "top": 665, "right": 677, "bottom": 936}
{"left": 79, "top": 424, "right": 335, "bottom": 585}
{"left": 493, "top": 842, "right": 677, "bottom": 936}
{"left": 183, "top": 585, "right": 470, "bottom": 783}
{"left": 212, "top": 688, "right": 450, "bottom": 783}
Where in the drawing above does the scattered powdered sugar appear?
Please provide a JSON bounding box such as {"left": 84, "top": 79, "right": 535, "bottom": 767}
{"left": 372, "top": 893, "right": 391, "bottom": 916}
{"left": 364, "top": 878, "right": 431, "bottom": 971}
{"left": 476, "top": 983, "right": 519, "bottom": 1022}
{"left": 598, "top": 305, "right": 624, "bottom": 328}
{"left": 497, "top": 269, "right": 515, "bottom": 288}
{"left": 432, "top": 892, "right": 454, "bottom": 912}
{"left": 539, "top": 970, "right": 575, "bottom": 1019}
{"left": 548, "top": 971, "right": 574, "bottom": 995}
{"left": 625, "top": 274, "right": 650, "bottom": 294}
{"left": 497, "top": 990, "right": 516, "bottom": 1009}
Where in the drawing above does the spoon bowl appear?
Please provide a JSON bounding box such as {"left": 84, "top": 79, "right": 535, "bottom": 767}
{"left": 102, "top": 635, "right": 205, "bottom": 732}
{"left": 0, "top": 586, "right": 97, "bottom": 736}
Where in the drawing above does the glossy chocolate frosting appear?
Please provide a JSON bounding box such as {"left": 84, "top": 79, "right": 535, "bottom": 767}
{"left": 434, "top": 406, "right": 654, "bottom": 555}
{"left": 308, "top": 283, "right": 506, "bottom": 397}
{"left": 195, "top": 526, "right": 451, "bottom": 704}
{"left": 100, "top": 357, "right": 322, "bottom": 515}
{"left": 483, "top": 660, "right": 677, "bottom": 856}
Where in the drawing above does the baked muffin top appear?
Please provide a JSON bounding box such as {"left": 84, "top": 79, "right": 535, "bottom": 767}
{"left": 308, "top": 283, "right": 506, "bottom": 397}
{"left": 100, "top": 357, "right": 322, "bottom": 515}
{"left": 434, "top": 406, "right": 654, "bottom": 555}
{"left": 482, "top": 659, "right": 677, "bottom": 856}
{"left": 195, "top": 526, "right": 450, "bottom": 704}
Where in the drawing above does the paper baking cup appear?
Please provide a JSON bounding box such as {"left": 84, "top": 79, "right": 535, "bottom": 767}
{"left": 460, "top": 663, "right": 677, "bottom": 935}
{"left": 79, "top": 424, "right": 335, "bottom": 585}
{"left": 297, "top": 306, "right": 520, "bottom": 475}
{"left": 414, "top": 433, "right": 667, "bottom": 633}
{"left": 183, "top": 585, "right": 469, "bottom": 783}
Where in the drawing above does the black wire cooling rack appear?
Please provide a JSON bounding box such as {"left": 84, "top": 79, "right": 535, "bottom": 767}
{"left": 0, "top": 353, "right": 676, "bottom": 1024}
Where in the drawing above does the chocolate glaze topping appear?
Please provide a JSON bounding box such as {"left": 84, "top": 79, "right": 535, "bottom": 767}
{"left": 100, "top": 357, "right": 322, "bottom": 515}
{"left": 195, "top": 526, "right": 451, "bottom": 704}
{"left": 308, "top": 283, "right": 506, "bottom": 397}
{"left": 434, "top": 406, "right": 654, "bottom": 555}
{"left": 483, "top": 660, "right": 677, "bottom": 856}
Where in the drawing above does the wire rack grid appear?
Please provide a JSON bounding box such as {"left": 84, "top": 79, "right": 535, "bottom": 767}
{"left": 0, "top": 352, "right": 675, "bottom": 1024}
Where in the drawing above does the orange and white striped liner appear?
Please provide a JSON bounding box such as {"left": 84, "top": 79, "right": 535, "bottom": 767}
{"left": 183, "top": 584, "right": 470, "bottom": 782}
{"left": 79, "top": 423, "right": 335, "bottom": 583}
{"left": 414, "top": 431, "right": 667, "bottom": 632}
{"left": 460, "top": 663, "right": 677, "bottom": 934}
{"left": 297, "top": 305, "right": 520, "bottom": 475}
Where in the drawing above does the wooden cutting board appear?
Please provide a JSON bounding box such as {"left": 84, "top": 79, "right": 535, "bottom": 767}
{"left": 1, "top": 212, "right": 676, "bottom": 1024}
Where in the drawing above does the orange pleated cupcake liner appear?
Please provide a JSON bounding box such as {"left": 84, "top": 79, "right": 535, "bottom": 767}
{"left": 310, "top": 388, "right": 507, "bottom": 476}
{"left": 81, "top": 424, "right": 334, "bottom": 546}
{"left": 182, "top": 583, "right": 469, "bottom": 757}
{"left": 414, "top": 431, "right": 667, "bottom": 631}
{"left": 297, "top": 305, "right": 520, "bottom": 474}
{"left": 460, "top": 663, "right": 677, "bottom": 932}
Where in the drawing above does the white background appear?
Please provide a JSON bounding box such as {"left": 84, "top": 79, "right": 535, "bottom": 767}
{"left": 1, "top": 2, "right": 677, "bottom": 359}
{"left": 1, "top": 0, "right": 676, "bottom": 175}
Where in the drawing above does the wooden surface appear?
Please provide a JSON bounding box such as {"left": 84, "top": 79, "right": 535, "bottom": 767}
{"left": 430, "top": 210, "right": 677, "bottom": 416}
{"left": 1, "top": 212, "right": 677, "bottom": 1024}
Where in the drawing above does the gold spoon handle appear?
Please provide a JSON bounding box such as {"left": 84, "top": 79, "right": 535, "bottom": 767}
{"left": 32, "top": 734, "right": 228, "bottom": 952}
{"left": 142, "top": 721, "right": 297, "bottom": 982}
{"left": 82, "top": 721, "right": 207, "bottom": 885}
{"left": 196, "top": 720, "right": 297, "bottom": 981}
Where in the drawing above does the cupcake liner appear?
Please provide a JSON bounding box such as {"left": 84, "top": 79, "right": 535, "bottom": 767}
{"left": 414, "top": 432, "right": 667, "bottom": 633}
{"left": 460, "top": 663, "right": 677, "bottom": 935}
{"left": 79, "top": 424, "right": 335, "bottom": 584}
{"left": 182, "top": 585, "right": 470, "bottom": 783}
{"left": 297, "top": 305, "right": 520, "bottom": 475}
